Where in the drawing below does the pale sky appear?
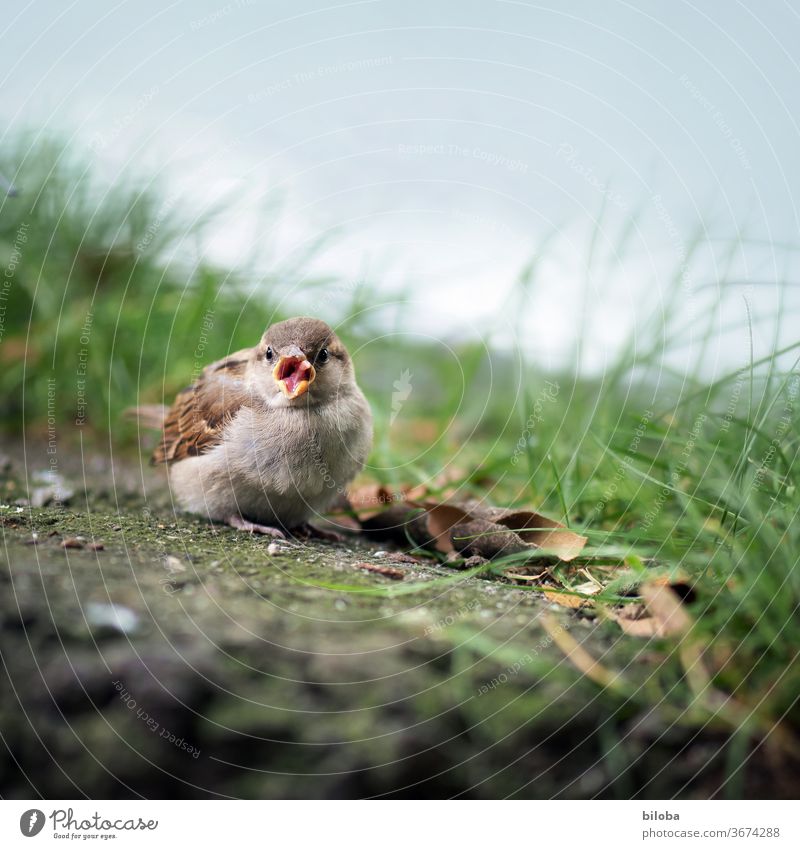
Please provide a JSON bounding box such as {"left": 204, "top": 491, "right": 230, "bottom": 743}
{"left": 3, "top": 0, "right": 799, "bottom": 374}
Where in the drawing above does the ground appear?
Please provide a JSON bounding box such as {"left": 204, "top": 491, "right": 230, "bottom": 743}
{"left": 0, "top": 441, "right": 790, "bottom": 799}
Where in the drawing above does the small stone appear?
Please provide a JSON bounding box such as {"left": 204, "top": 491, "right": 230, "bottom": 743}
{"left": 86, "top": 602, "right": 140, "bottom": 635}
{"left": 87, "top": 542, "right": 105, "bottom": 551}
{"left": 267, "top": 542, "right": 288, "bottom": 556}
{"left": 463, "top": 555, "right": 489, "bottom": 569}
{"left": 163, "top": 555, "right": 186, "bottom": 572}
{"left": 61, "top": 536, "right": 86, "bottom": 549}
{"left": 112, "top": 525, "right": 122, "bottom": 531}
{"left": 385, "top": 552, "right": 420, "bottom": 564}
{"left": 29, "top": 470, "right": 75, "bottom": 507}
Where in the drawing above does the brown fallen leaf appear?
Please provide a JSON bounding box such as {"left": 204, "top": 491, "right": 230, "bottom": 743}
{"left": 355, "top": 561, "right": 406, "bottom": 580}
{"left": 347, "top": 484, "right": 409, "bottom": 521}
{"left": 358, "top": 503, "right": 431, "bottom": 543}
{"left": 613, "top": 581, "right": 693, "bottom": 638}
{"left": 543, "top": 581, "right": 602, "bottom": 609}
{"left": 425, "top": 503, "right": 476, "bottom": 553}
{"left": 615, "top": 610, "right": 661, "bottom": 637}
{"left": 354, "top": 491, "right": 587, "bottom": 564}
{"left": 640, "top": 582, "right": 693, "bottom": 636}
{"left": 543, "top": 591, "right": 585, "bottom": 609}
{"left": 486, "top": 507, "right": 588, "bottom": 561}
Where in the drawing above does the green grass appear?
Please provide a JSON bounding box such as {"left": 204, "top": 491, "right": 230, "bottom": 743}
{"left": 2, "top": 132, "right": 799, "bottom": 795}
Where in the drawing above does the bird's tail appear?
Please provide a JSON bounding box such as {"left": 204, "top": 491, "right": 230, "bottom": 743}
{"left": 123, "top": 404, "right": 168, "bottom": 429}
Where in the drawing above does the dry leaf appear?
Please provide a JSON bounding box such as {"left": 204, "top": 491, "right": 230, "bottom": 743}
{"left": 613, "top": 582, "right": 693, "bottom": 638}
{"left": 425, "top": 504, "right": 475, "bottom": 553}
{"left": 347, "top": 483, "right": 409, "bottom": 521}
{"left": 640, "top": 582, "right": 693, "bottom": 636}
{"left": 352, "top": 489, "right": 587, "bottom": 565}
{"left": 543, "top": 581, "right": 601, "bottom": 609}
{"left": 543, "top": 591, "right": 585, "bottom": 609}
{"left": 355, "top": 562, "right": 406, "bottom": 580}
{"left": 488, "top": 508, "right": 588, "bottom": 561}
{"left": 615, "top": 613, "right": 661, "bottom": 637}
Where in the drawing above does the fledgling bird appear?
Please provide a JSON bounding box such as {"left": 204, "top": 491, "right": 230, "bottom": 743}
{"left": 135, "top": 317, "right": 372, "bottom": 539}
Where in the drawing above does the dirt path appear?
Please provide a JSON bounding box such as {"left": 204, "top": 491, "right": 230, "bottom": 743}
{"left": 0, "top": 444, "right": 763, "bottom": 798}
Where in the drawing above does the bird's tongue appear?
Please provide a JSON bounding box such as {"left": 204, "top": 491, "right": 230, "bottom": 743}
{"left": 284, "top": 367, "right": 304, "bottom": 394}
{"left": 280, "top": 359, "right": 310, "bottom": 394}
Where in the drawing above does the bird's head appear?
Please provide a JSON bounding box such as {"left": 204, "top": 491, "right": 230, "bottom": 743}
{"left": 255, "top": 317, "right": 354, "bottom": 405}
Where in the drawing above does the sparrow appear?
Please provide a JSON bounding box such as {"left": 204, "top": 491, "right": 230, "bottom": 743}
{"left": 133, "top": 317, "right": 372, "bottom": 539}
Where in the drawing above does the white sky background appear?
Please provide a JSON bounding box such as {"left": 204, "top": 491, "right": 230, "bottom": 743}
{"left": 2, "top": 0, "right": 799, "bottom": 376}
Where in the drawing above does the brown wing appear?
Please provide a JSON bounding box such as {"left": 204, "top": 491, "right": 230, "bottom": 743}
{"left": 152, "top": 349, "right": 255, "bottom": 464}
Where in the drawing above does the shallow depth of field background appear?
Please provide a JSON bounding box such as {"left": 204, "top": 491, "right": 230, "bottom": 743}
{"left": 1, "top": 0, "right": 799, "bottom": 799}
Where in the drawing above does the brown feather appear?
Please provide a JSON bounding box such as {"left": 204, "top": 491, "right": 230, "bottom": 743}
{"left": 152, "top": 350, "right": 255, "bottom": 465}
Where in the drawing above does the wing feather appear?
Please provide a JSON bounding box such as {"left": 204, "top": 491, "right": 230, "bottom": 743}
{"left": 152, "top": 350, "right": 255, "bottom": 464}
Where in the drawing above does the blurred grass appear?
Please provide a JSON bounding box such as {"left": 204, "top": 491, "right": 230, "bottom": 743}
{"left": 2, "top": 133, "right": 799, "bottom": 793}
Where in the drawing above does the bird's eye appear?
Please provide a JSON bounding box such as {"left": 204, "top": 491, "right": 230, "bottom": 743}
{"left": 317, "top": 348, "right": 329, "bottom": 365}
{"left": 265, "top": 346, "right": 273, "bottom": 361}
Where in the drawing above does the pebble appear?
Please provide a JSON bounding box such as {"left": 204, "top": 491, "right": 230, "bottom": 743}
{"left": 61, "top": 537, "right": 86, "bottom": 549}
{"left": 85, "top": 602, "right": 140, "bottom": 635}
{"left": 29, "top": 470, "right": 75, "bottom": 507}
{"left": 87, "top": 542, "right": 105, "bottom": 551}
{"left": 267, "top": 542, "right": 288, "bottom": 556}
{"left": 385, "top": 552, "right": 421, "bottom": 564}
{"left": 163, "top": 555, "right": 186, "bottom": 572}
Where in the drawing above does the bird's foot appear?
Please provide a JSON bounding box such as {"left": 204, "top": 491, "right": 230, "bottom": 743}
{"left": 293, "top": 522, "right": 344, "bottom": 543}
{"left": 226, "top": 515, "right": 286, "bottom": 539}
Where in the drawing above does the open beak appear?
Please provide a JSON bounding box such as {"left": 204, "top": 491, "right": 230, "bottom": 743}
{"left": 273, "top": 349, "right": 316, "bottom": 399}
